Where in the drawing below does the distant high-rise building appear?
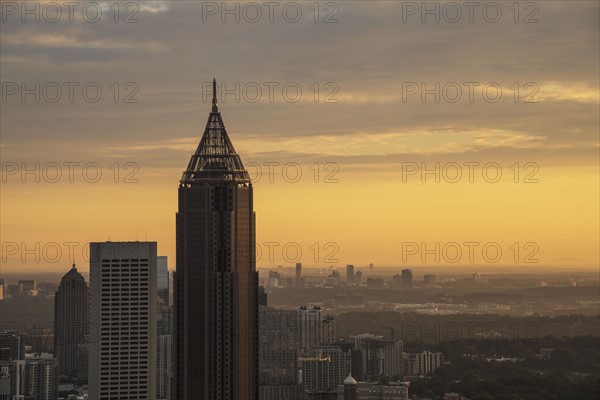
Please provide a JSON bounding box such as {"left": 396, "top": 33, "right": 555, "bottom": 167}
{"left": 0, "top": 332, "right": 25, "bottom": 361}
{"left": 401, "top": 269, "right": 413, "bottom": 289}
{"left": 405, "top": 351, "right": 443, "bottom": 376}
{"left": 392, "top": 274, "right": 402, "bottom": 289}
{"left": 269, "top": 271, "right": 281, "bottom": 288}
{"left": 156, "top": 256, "right": 171, "bottom": 400}
{"left": 24, "top": 353, "right": 57, "bottom": 400}
{"left": 157, "top": 306, "right": 173, "bottom": 400}
{"left": 54, "top": 264, "right": 88, "bottom": 378}
{"left": 17, "top": 280, "right": 35, "bottom": 296}
{"left": 173, "top": 80, "right": 259, "bottom": 400}
{"left": 424, "top": 274, "right": 436, "bottom": 288}
{"left": 0, "top": 359, "right": 25, "bottom": 398}
{"left": 325, "top": 270, "right": 341, "bottom": 287}
{"left": 157, "top": 256, "right": 169, "bottom": 307}
{"left": 88, "top": 241, "right": 157, "bottom": 400}
{"left": 157, "top": 334, "right": 172, "bottom": 400}
{"left": 300, "top": 345, "right": 352, "bottom": 396}
{"left": 259, "top": 306, "right": 301, "bottom": 400}
{"left": 354, "top": 271, "right": 363, "bottom": 286}
{"left": 322, "top": 316, "right": 337, "bottom": 344}
{"left": 299, "top": 306, "right": 323, "bottom": 349}
{"left": 366, "top": 278, "right": 384, "bottom": 289}
{"left": 346, "top": 265, "right": 355, "bottom": 285}
{"left": 7, "top": 284, "right": 22, "bottom": 298}
{"left": 295, "top": 263, "right": 304, "bottom": 287}
{"left": 350, "top": 334, "right": 403, "bottom": 381}
{"left": 368, "top": 263, "right": 374, "bottom": 272}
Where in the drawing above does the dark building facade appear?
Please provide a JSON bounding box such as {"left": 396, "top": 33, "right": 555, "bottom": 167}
{"left": 174, "top": 80, "right": 259, "bottom": 400}
{"left": 0, "top": 332, "right": 24, "bottom": 362}
{"left": 53, "top": 264, "right": 88, "bottom": 378}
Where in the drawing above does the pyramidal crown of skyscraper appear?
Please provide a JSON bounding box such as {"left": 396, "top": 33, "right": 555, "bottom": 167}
{"left": 180, "top": 78, "right": 250, "bottom": 184}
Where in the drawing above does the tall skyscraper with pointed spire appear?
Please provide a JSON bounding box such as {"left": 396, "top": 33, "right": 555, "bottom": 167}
{"left": 174, "top": 79, "right": 259, "bottom": 400}
{"left": 54, "top": 263, "right": 88, "bottom": 378}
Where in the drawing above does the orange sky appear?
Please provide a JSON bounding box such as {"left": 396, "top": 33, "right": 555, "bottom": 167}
{"left": 1, "top": 1, "right": 598, "bottom": 273}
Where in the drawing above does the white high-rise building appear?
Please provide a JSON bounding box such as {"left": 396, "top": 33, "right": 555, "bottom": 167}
{"left": 406, "top": 351, "right": 443, "bottom": 376}
{"left": 89, "top": 242, "right": 157, "bottom": 400}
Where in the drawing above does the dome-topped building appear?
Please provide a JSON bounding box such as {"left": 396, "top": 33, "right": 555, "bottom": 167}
{"left": 343, "top": 372, "right": 358, "bottom": 399}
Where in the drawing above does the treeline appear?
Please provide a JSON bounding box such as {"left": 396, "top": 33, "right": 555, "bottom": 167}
{"left": 409, "top": 351, "right": 599, "bottom": 400}
{"left": 335, "top": 312, "right": 600, "bottom": 342}
{"left": 0, "top": 296, "right": 54, "bottom": 332}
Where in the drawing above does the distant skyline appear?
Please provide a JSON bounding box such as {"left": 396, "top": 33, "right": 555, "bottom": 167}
{"left": 1, "top": 1, "right": 599, "bottom": 272}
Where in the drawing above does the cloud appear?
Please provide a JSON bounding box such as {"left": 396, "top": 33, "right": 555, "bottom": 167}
{"left": 0, "top": 0, "right": 598, "bottom": 170}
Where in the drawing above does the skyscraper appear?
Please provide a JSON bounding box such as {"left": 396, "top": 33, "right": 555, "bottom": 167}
{"left": 346, "top": 265, "right": 355, "bottom": 285}
{"left": 258, "top": 306, "right": 301, "bottom": 400}
{"left": 405, "top": 351, "right": 443, "bottom": 376}
{"left": 24, "top": 353, "right": 58, "bottom": 400}
{"left": 53, "top": 264, "right": 88, "bottom": 378}
{"left": 350, "top": 334, "right": 403, "bottom": 381}
{"left": 299, "top": 306, "right": 323, "bottom": 349}
{"left": 88, "top": 241, "right": 157, "bottom": 400}
{"left": 295, "top": 262, "right": 304, "bottom": 288}
{"left": 174, "top": 80, "right": 259, "bottom": 400}
{"left": 300, "top": 345, "right": 352, "bottom": 397}
{"left": 0, "top": 332, "right": 25, "bottom": 400}
{"left": 156, "top": 256, "right": 172, "bottom": 400}
{"left": 0, "top": 332, "right": 24, "bottom": 362}
{"left": 424, "top": 274, "right": 436, "bottom": 288}
{"left": 157, "top": 256, "right": 169, "bottom": 306}
{"left": 401, "top": 269, "right": 413, "bottom": 289}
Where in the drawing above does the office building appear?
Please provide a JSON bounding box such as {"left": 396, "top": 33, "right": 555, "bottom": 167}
{"left": 354, "top": 271, "right": 363, "bottom": 286}
{"left": 157, "top": 334, "right": 172, "bottom": 400}
{"left": 299, "top": 306, "right": 323, "bottom": 349}
{"left": 54, "top": 264, "right": 88, "bottom": 378}
{"left": 259, "top": 306, "right": 301, "bottom": 400}
{"left": 322, "top": 316, "right": 337, "bottom": 344}
{"left": 401, "top": 269, "right": 413, "bottom": 289}
{"left": 350, "top": 334, "right": 403, "bottom": 380}
{"left": 346, "top": 265, "right": 355, "bottom": 285}
{"left": 295, "top": 263, "right": 304, "bottom": 288}
{"left": 173, "top": 80, "right": 259, "bottom": 400}
{"left": 0, "top": 332, "right": 25, "bottom": 362}
{"left": 405, "top": 351, "right": 443, "bottom": 376}
{"left": 424, "top": 274, "right": 436, "bottom": 288}
{"left": 24, "top": 353, "right": 58, "bottom": 400}
{"left": 157, "top": 256, "right": 169, "bottom": 306}
{"left": 88, "top": 241, "right": 157, "bottom": 400}
{"left": 300, "top": 345, "right": 352, "bottom": 397}
{"left": 0, "top": 360, "right": 25, "bottom": 399}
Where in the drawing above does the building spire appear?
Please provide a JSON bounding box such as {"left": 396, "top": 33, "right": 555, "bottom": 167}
{"left": 212, "top": 78, "right": 218, "bottom": 113}
{"left": 180, "top": 78, "right": 250, "bottom": 184}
